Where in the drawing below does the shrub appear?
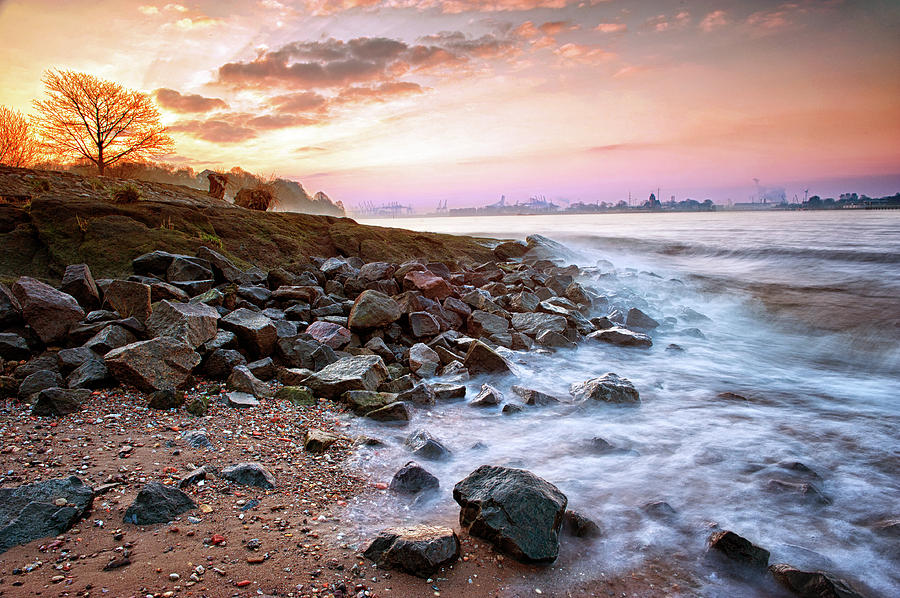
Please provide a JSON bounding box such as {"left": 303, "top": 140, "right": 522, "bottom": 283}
{"left": 111, "top": 182, "right": 141, "bottom": 204}
{"left": 234, "top": 183, "right": 277, "bottom": 211}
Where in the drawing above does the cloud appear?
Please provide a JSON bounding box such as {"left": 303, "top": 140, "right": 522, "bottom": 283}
{"left": 513, "top": 21, "right": 540, "bottom": 38}
{"left": 270, "top": 91, "right": 329, "bottom": 113}
{"left": 245, "top": 114, "right": 321, "bottom": 129}
{"left": 645, "top": 10, "right": 690, "bottom": 32}
{"left": 554, "top": 43, "right": 615, "bottom": 62}
{"left": 154, "top": 88, "right": 228, "bottom": 113}
{"left": 295, "top": 146, "right": 328, "bottom": 155}
{"left": 334, "top": 81, "right": 426, "bottom": 104}
{"left": 298, "top": 0, "right": 575, "bottom": 16}
{"left": 138, "top": 5, "right": 159, "bottom": 15}
{"left": 746, "top": 5, "right": 797, "bottom": 31}
{"left": 169, "top": 119, "right": 257, "bottom": 143}
{"left": 699, "top": 10, "right": 728, "bottom": 32}
{"left": 167, "top": 16, "right": 223, "bottom": 30}
{"left": 595, "top": 23, "right": 627, "bottom": 33}
{"left": 539, "top": 21, "right": 578, "bottom": 35}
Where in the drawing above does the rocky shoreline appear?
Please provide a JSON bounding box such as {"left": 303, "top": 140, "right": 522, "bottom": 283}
{"left": 0, "top": 233, "right": 873, "bottom": 597}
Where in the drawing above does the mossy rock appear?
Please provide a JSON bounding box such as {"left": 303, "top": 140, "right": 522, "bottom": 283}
{"left": 185, "top": 396, "right": 210, "bottom": 416}
{"left": 275, "top": 385, "right": 316, "bottom": 406}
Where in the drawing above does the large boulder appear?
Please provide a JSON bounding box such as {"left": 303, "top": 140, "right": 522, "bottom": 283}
{"left": 510, "top": 312, "right": 567, "bottom": 337}
{"left": 31, "top": 388, "right": 91, "bottom": 416}
{"left": 587, "top": 327, "right": 652, "bottom": 348}
{"left": 303, "top": 355, "right": 389, "bottom": 399}
{"left": 0, "top": 476, "right": 94, "bottom": 553}
{"left": 196, "top": 246, "right": 242, "bottom": 283}
{"left": 227, "top": 364, "right": 273, "bottom": 399}
{"left": 348, "top": 290, "right": 402, "bottom": 330}
{"left": 276, "top": 336, "right": 337, "bottom": 371}
{"left": 341, "top": 390, "right": 398, "bottom": 415}
{"left": 409, "top": 343, "right": 440, "bottom": 377}
{"left": 0, "top": 283, "right": 22, "bottom": 327}
{"left": 707, "top": 530, "right": 770, "bottom": 570}
{"left": 67, "top": 357, "right": 110, "bottom": 389}
{"left": 220, "top": 462, "right": 276, "bottom": 489}
{"left": 404, "top": 270, "right": 453, "bottom": 300}
{"left": 305, "top": 321, "right": 351, "bottom": 350}
{"left": 147, "top": 300, "right": 219, "bottom": 349}
{"left": 105, "top": 337, "right": 201, "bottom": 391}
{"left": 11, "top": 277, "right": 85, "bottom": 344}
{"left": 102, "top": 280, "right": 152, "bottom": 323}
{"left": 390, "top": 461, "right": 440, "bottom": 494}
{"left": 18, "top": 369, "right": 63, "bottom": 401}
{"left": 453, "top": 465, "right": 567, "bottom": 563}
{"left": 60, "top": 264, "right": 100, "bottom": 310}
{"left": 467, "top": 310, "right": 510, "bottom": 339}
{"left": 463, "top": 340, "right": 512, "bottom": 375}
{"left": 768, "top": 564, "right": 867, "bottom": 598}
{"left": 409, "top": 311, "right": 440, "bottom": 337}
{"left": 626, "top": 307, "right": 660, "bottom": 330}
{"left": 123, "top": 482, "right": 196, "bottom": 525}
{"left": 570, "top": 373, "right": 640, "bottom": 405}
{"left": 220, "top": 308, "right": 276, "bottom": 358}
{"left": 364, "top": 525, "right": 460, "bottom": 577}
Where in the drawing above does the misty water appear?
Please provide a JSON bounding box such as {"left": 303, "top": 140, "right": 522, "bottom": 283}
{"left": 343, "top": 211, "right": 899, "bottom": 596}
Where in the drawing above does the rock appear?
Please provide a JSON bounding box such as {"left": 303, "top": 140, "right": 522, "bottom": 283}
{"left": 463, "top": 340, "right": 512, "bottom": 375}
{"left": 224, "top": 391, "right": 259, "bottom": 408}
{"left": 147, "top": 300, "right": 219, "bottom": 349}
{"left": 185, "top": 396, "right": 209, "bottom": 416}
{"left": 123, "top": 482, "right": 196, "bottom": 525}
{"left": 0, "top": 283, "right": 22, "bottom": 327}
{"left": 563, "top": 510, "right": 602, "bottom": 538}
{"left": 305, "top": 429, "right": 339, "bottom": 453}
{"left": 105, "top": 337, "right": 201, "bottom": 392}
{"left": 535, "top": 330, "right": 575, "bottom": 348}
{"left": 276, "top": 336, "right": 337, "bottom": 371}
{"left": 565, "top": 282, "right": 591, "bottom": 306}
{"left": 405, "top": 429, "right": 451, "bottom": 461}
{"left": 178, "top": 466, "right": 213, "bottom": 489}
{"left": 768, "top": 564, "right": 867, "bottom": 598}
{"left": 501, "top": 402, "right": 525, "bottom": 414}
{"left": 626, "top": 307, "right": 660, "bottom": 330}
{"left": 510, "top": 312, "right": 567, "bottom": 337}
{"left": 132, "top": 250, "right": 180, "bottom": 277}
{"left": 275, "top": 385, "right": 316, "bottom": 406}
{"left": 203, "top": 348, "right": 246, "bottom": 379}
{"left": 511, "top": 386, "right": 562, "bottom": 406}
{"left": 348, "top": 290, "right": 402, "bottom": 330}
{"left": 18, "top": 369, "right": 63, "bottom": 401}
{"left": 493, "top": 241, "right": 529, "bottom": 260}
{"left": 0, "top": 476, "right": 94, "bottom": 553}
{"left": 181, "top": 429, "right": 213, "bottom": 449}
{"left": 196, "top": 246, "right": 242, "bottom": 282}
{"left": 84, "top": 324, "right": 136, "bottom": 355}
{"left": 304, "top": 355, "right": 389, "bottom": 399}
{"left": 61, "top": 264, "right": 100, "bottom": 310}
{"left": 67, "top": 357, "right": 110, "bottom": 389}
{"left": 587, "top": 327, "right": 652, "bottom": 348}
{"left": 167, "top": 255, "right": 213, "bottom": 283}
{"left": 765, "top": 480, "right": 831, "bottom": 505}
{"left": 342, "top": 390, "right": 398, "bottom": 414}
{"left": 432, "top": 382, "right": 467, "bottom": 400}
{"left": 15, "top": 355, "right": 59, "bottom": 378}
{"left": 470, "top": 383, "right": 503, "bottom": 407}
{"left": 359, "top": 261, "right": 396, "bottom": 282}
{"left": 305, "top": 320, "right": 352, "bottom": 350}
{"left": 409, "top": 342, "right": 440, "bottom": 377}
{"left": 11, "top": 277, "right": 85, "bottom": 344}
{"left": 220, "top": 308, "right": 277, "bottom": 358}
{"left": 397, "top": 382, "right": 436, "bottom": 406}
{"left": 147, "top": 389, "right": 184, "bottom": 410}
{"left": 246, "top": 356, "right": 276, "bottom": 380}
{"left": 102, "top": 280, "right": 151, "bottom": 323}
{"left": 570, "top": 373, "right": 640, "bottom": 405}
{"left": 363, "top": 525, "right": 460, "bottom": 577}
{"left": 56, "top": 346, "right": 95, "bottom": 372}
{"left": 409, "top": 311, "right": 440, "bottom": 337}
{"left": 0, "top": 333, "right": 30, "bottom": 361}
{"left": 467, "top": 310, "right": 510, "bottom": 339}
{"left": 220, "top": 462, "right": 275, "bottom": 489}
{"left": 404, "top": 270, "right": 453, "bottom": 300}
{"left": 31, "top": 388, "right": 91, "bottom": 416}
{"left": 707, "top": 530, "right": 770, "bottom": 570}
{"left": 390, "top": 461, "right": 440, "bottom": 494}
{"left": 453, "top": 465, "right": 567, "bottom": 563}
{"left": 227, "top": 364, "right": 273, "bottom": 399}
{"left": 366, "top": 401, "right": 411, "bottom": 422}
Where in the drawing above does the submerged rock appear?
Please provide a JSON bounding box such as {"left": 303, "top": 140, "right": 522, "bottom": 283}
{"left": 390, "top": 461, "right": 440, "bottom": 494}
{"left": 470, "top": 383, "right": 503, "bottom": 407}
{"left": 0, "top": 476, "right": 94, "bottom": 553}
{"left": 563, "top": 510, "right": 602, "bottom": 538}
{"left": 707, "top": 530, "right": 770, "bottom": 570}
{"left": 363, "top": 525, "right": 460, "bottom": 577}
{"left": 570, "top": 373, "right": 640, "bottom": 405}
{"left": 768, "top": 564, "right": 867, "bottom": 598}
{"left": 405, "top": 429, "right": 452, "bottom": 461}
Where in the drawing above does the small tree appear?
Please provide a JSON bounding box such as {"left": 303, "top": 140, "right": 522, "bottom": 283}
{"left": 0, "top": 105, "right": 41, "bottom": 167}
{"left": 32, "top": 69, "right": 174, "bottom": 175}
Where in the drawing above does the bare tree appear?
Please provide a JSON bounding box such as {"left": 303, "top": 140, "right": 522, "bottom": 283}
{"left": 0, "top": 105, "right": 41, "bottom": 167}
{"left": 32, "top": 69, "right": 174, "bottom": 175}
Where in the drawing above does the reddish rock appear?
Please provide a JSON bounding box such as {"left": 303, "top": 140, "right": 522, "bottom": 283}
{"left": 103, "top": 280, "right": 152, "bottom": 323}
{"left": 305, "top": 321, "right": 351, "bottom": 349}
{"left": 404, "top": 270, "right": 453, "bottom": 301}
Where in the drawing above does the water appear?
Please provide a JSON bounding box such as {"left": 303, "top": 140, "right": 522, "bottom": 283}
{"left": 346, "top": 211, "right": 899, "bottom": 597}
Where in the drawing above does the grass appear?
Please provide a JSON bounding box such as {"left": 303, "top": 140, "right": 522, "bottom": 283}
{"left": 111, "top": 183, "right": 142, "bottom": 204}
{"left": 234, "top": 183, "right": 277, "bottom": 211}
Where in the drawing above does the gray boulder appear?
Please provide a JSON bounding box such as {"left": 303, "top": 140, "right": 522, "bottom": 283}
{"left": 123, "top": 482, "right": 196, "bottom": 525}
{"left": 348, "top": 290, "right": 402, "bottom": 330}
{"left": 220, "top": 462, "right": 275, "bottom": 489}
{"left": 364, "top": 525, "right": 460, "bottom": 577}
{"left": 102, "top": 280, "right": 152, "bottom": 323}
{"left": 470, "top": 383, "right": 503, "bottom": 407}
{"left": 367, "top": 401, "right": 411, "bottom": 422}
{"left": 768, "top": 564, "right": 867, "bottom": 598}
{"left": 587, "top": 327, "right": 652, "bottom": 348}
{"left": 220, "top": 308, "right": 277, "bottom": 358}
{"left": 11, "top": 277, "right": 85, "bottom": 344}
{"left": 0, "top": 476, "right": 94, "bottom": 553}
{"left": 147, "top": 300, "right": 219, "bottom": 349}
{"left": 569, "top": 373, "right": 640, "bottom": 405}
{"left": 463, "top": 340, "right": 512, "bottom": 375}
{"left": 18, "top": 369, "right": 63, "bottom": 401}
{"left": 390, "top": 461, "right": 440, "bottom": 494}
{"left": 61, "top": 264, "right": 100, "bottom": 310}
{"left": 105, "top": 337, "right": 201, "bottom": 391}
{"left": 405, "top": 429, "right": 451, "bottom": 461}
{"left": 84, "top": 324, "right": 136, "bottom": 355}
{"left": 304, "top": 355, "right": 389, "bottom": 399}
{"left": 707, "top": 530, "right": 770, "bottom": 570}
{"left": 510, "top": 312, "right": 567, "bottom": 337}
{"left": 0, "top": 333, "right": 30, "bottom": 361}
{"left": 196, "top": 246, "right": 242, "bottom": 282}
{"left": 409, "top": 311, "right": 440, "bottom": 337}
{"left": 409, "top": 342, "right": 440, "bottom": 377}
{"left": 227, "top": 364, "right": 274, "bottom": 399}
{"left": 66, "top": 358, "right": 110, "bottom": 389}
{"left": 626, "top": 307, "right": 660, "bottom": 330}
{"left": 32, "top": 388, "right": 91, "bottom": 416}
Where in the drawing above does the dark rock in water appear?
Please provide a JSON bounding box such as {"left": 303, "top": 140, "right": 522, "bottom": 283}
{"left": 666, "top": 343, "right": 685, "bottom": 353}
{"left": 203, "top": 348, "right": 246, "bottom": 379}
{"left": 535, "top": 330, "right": 575, "bottom": 349}
{"left": 501, "top": 402, "right": 525, "bottom": 414}
{"left": 0, "top": 333, "right": 31, "bottom": 361}
{"left": 0, "top": 283, "right": 22, "bottom": 327}
{"left": 224, "top": 391, "right": 259, "bottom": 408}
{"left": 147, "top": 300, "right": 219, "bottom": 349}
{"left": 105, "top": 337, "right": 201, "bottom": 392}
{"left": 220, "top": 308, "right": 277, "bottom": 358}
{"left": 432, "top": 382, "right": 466, "bottom": 401}
{"left": 181, "top": 429, "right": 213, "bottom": 449}
{"left": 570, "top": 373, "right": 640, "bottom": 404}
{"left": 626, "top": 307, "right": 659, "bottom": 330}
{"left": 147, "top": 389, "right": 185, "bottom": 410}
{"left": 717, "top": 391, "right": 750, "bottom": 401}
{"left": 363, "top": 525, "right": 460, "bottom": 577}
{"left": 12, "top": 276, "right": 85, "bottom": 344}
{"left": 390, "top": 461, "right": 440, "bottom": 494}
{"left": 590, "top": 316, "right": 615, "bottom": 330}
{"left": 511, "top": 385, "right": 562, "bottom": 406}
{"left": 563, "top": 510, "right": 602, "bottom": 538}
{"left": 32, "top": 388, "right": 91, "bottom": 416}
{"left": 708, "top": 530, "right": 770, "bottom": 570}
{"left": 396, "top": 382, "right": 436, "bottom": 406}
{"left": 304, "top": 355, "right": 389, "bottom": 399}
{"left": 123, "top": 482, "right": 196, "bottom": 525}
{"left": 18, "top": 369, "right": 63, "bottom": 401}
{"left": 765, "top": 479, "right": 831, "bottom": 505}
{"left": 102, "top": 279, "right": 151, "bottom": 323}
{"left": 678, "top": 306, "right": 711, "bottom": 323}
{"left": 220, "top": 462, "right": 275, "bottom": 489}
{"left": 0, "top": 476, "right": 94, "bottom": 553}
{"left": 61, "top": 264, "right": 101, "bottom": 310}
{"left": 275, "top": 385, "right": 316, "bottom": 405}
{"left": 366, "top": 401, "right": 411, "bottom": 422}
{"left": 768, "top": 563, "right": 867, "bottom": 598}
{"left": 470, "top": 383, "right": 503, "bottom": 407}
{"left": 405, "top": 429, "right": 452, "bottom": 461}
{"left": 67, "top": 357, "right": 109, "bottom": 389}
{"left": 84, "top": 324, "right": 136, "bottom": 355}
{"left": 463, "top": 340, "right": 512, "bottom": 375}
{"left": 453, "top": 465, "right": 567, "bottom": 563}
{"left": 642, "top": 500, "right": 677, "bottom": 520}
{"left": 305, "top": 428, "right": 339, "bottom": 453}
{"left": 587, "top": 327, "right": 652, "bottom": 348}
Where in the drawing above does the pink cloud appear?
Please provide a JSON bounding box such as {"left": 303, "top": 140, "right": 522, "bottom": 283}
{"left": 699, "top": 10, "right": 728, "bottom": 32}
{"left": 595, "top": 23, "right": 627, "bottom": 33}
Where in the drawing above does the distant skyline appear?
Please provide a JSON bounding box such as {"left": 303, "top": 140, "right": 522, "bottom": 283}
{"left": 1, "top": 0, "right": 898, "bottom": 207}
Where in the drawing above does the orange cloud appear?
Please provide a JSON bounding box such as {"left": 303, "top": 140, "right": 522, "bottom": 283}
{"left": 154, "top": 88, "right": 228, "bottom": 113}
{"left": 554, "top": 43, "right": 615, "bottom": 62}
{"left": 595, "top": 23, "right": 627, "bottom": 33}
{"left": 539, "top": 21, "right": 577, "bottom": 35}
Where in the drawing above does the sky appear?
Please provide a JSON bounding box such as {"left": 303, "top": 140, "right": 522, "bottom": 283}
{"left": 1, "top": 0, "right": 899, "bottom": 209}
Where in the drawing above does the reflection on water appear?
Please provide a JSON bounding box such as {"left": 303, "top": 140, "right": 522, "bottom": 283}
{"left": 345, "top": 212, "right": 899, "bottom": 596}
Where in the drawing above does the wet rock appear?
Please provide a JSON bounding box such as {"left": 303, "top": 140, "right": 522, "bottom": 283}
{"left": 0, "top": 476, "right": 94, "bottom": 553}
{"left": 220, "top": 462, "right": 276, "bottom": 489}
{"left": 305, "top": 320, "right": 351, "bottom": 349}
{"left": 501, "top": 402, "right": 525, "bottom": 414}
{"left": 366, "top": 401, "right": 411, "bottom": 422}
{"left": 274, "top": 385, "right": 316, "bottom": 405}
{"left": 18, "top": 369, "right": 63, "bottom": 401}
{"left": 0, "top": 333, "right": 30, "bottom": 361}
{"left": 11, "top": 277, "right": 85, "bottom": 344}
{"left": 304, "top": 355, "right": 389, "bottom": 399}
{"left": 220, "top": 308, "right": 277, "bottom": 358}
{"left": 409, "top": 311, "right": 440, "bottom": 337}
{"left": 409, "top": 342, "right": 440, "bottom": 378}
{"left": 403, "top": 270, "right": 453, "bottom": 300}
{"left": 0, "top": 283, "right": 22, "bottom": 327}
{"left": 587, "top": 327, "right": 652, "bottom": 348}
{"left": 102, "top": 280, "right": 151, "bottom": 323}
{"left": 305, "top": 429, "right": 339, "bottom": 453}
{"left": 123, "top": 482, "right": 196, "bottom": 525}
{"left": 224, "top": 391, "right": 259, "bottom": 408}
{"left": 227, "top": 364, "right": 274, "bottom": 399}
{"left": 708, "top": 530, "right": 770, "bottom": 570}
{"left": 147, "top": 389, "right": 184, "bottom": 410}
{"left": 397, "top": 382, "right": 436, "bottom": 406}
{"left": 390, "top": 461, "right": 440, "bottom": 494}
{"left": 563, "top": 510, "right": 602, "bottom": 538}
{"left": 493, "top": 240, "right": 529, "bottom": 260}
{"left": 340, "top": 390, "right": 396, "bottom": 414}
{"left": 105, "top": 337, "right": 201, "bottom": 392}
{"left": 768, "top": 564, "right": 867, "bottom": 598}
{"left": 666, "top": 343, "right": 685, "bottom": 353}
{"left": 203, "top": 348, "right": 246, "bottom": 379}
{"left": 590, "top": 316, "right": 615, "bottom": 330}
{"left": 453, "top": 465, "right": 567, "bottom": 563}
{"left": 468, "top": 310, "right": 510, "bottom": 339}
{"left": 84, "top": 324, "right": 136, "bottom": 355}
{"left": 61, "top": 264, "right": 100, "bottom": 310}
{"left": 31, "top": 388, "right": 91, "bottom": 416}
{"left": 432, "top": 382, "right": 466, "bottom": 401}
{"left": 641, "top": 500, "right": 677, "bottom": 519}
{"left": 348, "top": 290, "right": 402, "bottom": 330}
{"left": 470, "top": 383, "right": 503, "bottom": 407}
{"left": 67, "top": 357, "right": 109, "bottom": 389}
{"left": 765, "top": 480, "right": 831, "bottom": 505}
{"left": 363, "top": 525, "right": 460, "bottom": 577}
{"left": 535, "top": 330, "right": 575, "bottom": 348}
{"left": 147, "top": 300, "right": 219, "bottom": 349}
{"left": 510, "top": 312, "right": 567, "bottom": 337}
{"left": 511, "top": 385, "right": 562, "bottom": 406}
{"left": 626, "top": 307, "right": 660, "bottom": 330}
{"left": 570, "top": 373, "right": 640, "bottom": 405}
{"left": 463, "top": 340, "right": 512, "bottom": 375}
{"left": 405, "top": 429, "right": 452, "bottom": 461}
